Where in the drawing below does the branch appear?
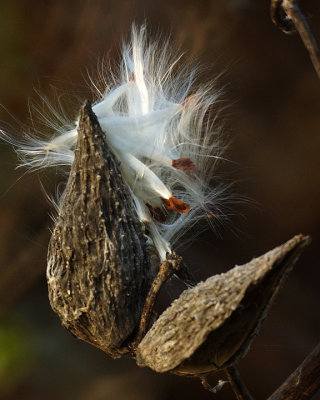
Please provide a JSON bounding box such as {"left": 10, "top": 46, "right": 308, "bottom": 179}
{"left": 225, "top": 366, "right": 254, "bottom": 400}
{"left": 267, "top": 342, "right": 320, "bottom": 400}
{"left": 270, "top": 0, "right": 320, "bottom": 79}
{"left": 129, "top": 252, "right": 183, "bottom": 351}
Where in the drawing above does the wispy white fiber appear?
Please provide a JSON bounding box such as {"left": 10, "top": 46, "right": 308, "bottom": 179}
{"left": 1, "top": 25, "right": 228, "bottom": 262}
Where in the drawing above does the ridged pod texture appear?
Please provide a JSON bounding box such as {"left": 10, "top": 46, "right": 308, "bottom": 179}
{"left": 47, "top": 101, "right": 152, "bottom": 358}
{"left": 136, "top": 235, "right": 309, "bottom": 374}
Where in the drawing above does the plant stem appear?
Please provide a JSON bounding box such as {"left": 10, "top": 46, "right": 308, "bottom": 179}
{"left": 225, "top": 365, "right": 255, "bottom": 400}
{"left": 267, "top": 342, "right": 320, "bottom": 400}
{"left": 271, "top": 0, "right": 320, "bottom": 79}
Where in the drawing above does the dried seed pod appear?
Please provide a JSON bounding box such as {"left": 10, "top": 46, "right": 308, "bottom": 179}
{"left": 47, "top": 101, "right": 153, "bottom": 358}
{"left": 136, "top": 234, "right": 310, "bottom": 374}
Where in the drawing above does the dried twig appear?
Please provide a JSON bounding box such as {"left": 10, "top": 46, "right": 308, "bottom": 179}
{"left": 130, "top": 252, "right": 183, "bottom": 351}
{"left": 271, "top": 0, "right": 320, "bottom": 79}
{"left": 267, "top": 342, "right": 320, "bottom": 400}
{"left": 225, "top": 366, "right": 254, "bottom": 400}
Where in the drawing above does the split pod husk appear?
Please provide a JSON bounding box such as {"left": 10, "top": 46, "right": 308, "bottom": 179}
{"left": 47, "top": 101, "right": 153, "bottom": 358}
{"left": 136, "top": 235, "right": 310, "bottom": 375}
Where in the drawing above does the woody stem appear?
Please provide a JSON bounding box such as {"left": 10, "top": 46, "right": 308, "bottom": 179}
{"left": 129, "top": 253, "right": 183, "bottom": 352}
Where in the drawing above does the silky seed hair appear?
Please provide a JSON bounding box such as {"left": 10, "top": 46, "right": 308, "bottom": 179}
{"left": 2, "top": 25, "right": 228, "bottom": 261}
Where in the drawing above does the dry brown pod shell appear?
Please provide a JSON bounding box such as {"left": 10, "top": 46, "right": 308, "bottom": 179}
{"left": 47, "top": 101, "right": 153, "bottom": 358}
{"left": 136, "top": 234, "right": 310, "bottom": 375}
{"left": 44, "top": 102, "right": 310, "bottom": 378}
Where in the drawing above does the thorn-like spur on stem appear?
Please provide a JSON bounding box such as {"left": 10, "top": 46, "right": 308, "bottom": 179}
{"left": 200, "top": 376, "right": 229, "bottom": 395}
{"left": 267, "top": 341, "right": 320, "bottom": 400}
{"left": 270, "top": 0, "right": 320, "bottom": 79}
{"left": 129, "top": 252, "right": 183, "bottom": 352}
{"left": 225, "top": 366, "right": 254, "bottom": 400}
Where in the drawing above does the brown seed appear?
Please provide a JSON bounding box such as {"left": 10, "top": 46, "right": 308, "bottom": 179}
{"left": 180, "top": 93, "right": 199, "bottom": 108}
{"left": 171, "top": 158, "right": 195, "bottom": 172}
{"left": 162, "top": 196, "right": 190, "bottom": 213}
{"left": 129, "top": 72, "right": 135, "bottom": 82}
{"left": 146, "top": 203, "right": 167, "bottom": 223}
{"left": 204, "top": 203, "right": 219, "bottom": 217}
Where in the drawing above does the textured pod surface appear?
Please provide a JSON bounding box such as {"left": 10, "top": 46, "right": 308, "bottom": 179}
{"left": 47, "top": 101, "right": 152, "bottom": 358}
{"left": 136, "top": 234, "right": 310, "bottom": 374}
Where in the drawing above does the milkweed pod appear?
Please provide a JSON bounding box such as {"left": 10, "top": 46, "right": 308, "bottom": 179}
{"left": 6, "top": 25, "right": 228, "bottom": 264}
{"left": 47, "top": 101, "right": 153, "bottom": 358}
{"left": 136, "top": 234, "right": 310, "bottom": 374}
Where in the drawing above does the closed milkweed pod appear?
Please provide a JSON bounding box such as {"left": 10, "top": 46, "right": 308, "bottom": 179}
{"left": 136, "top": 234, "right": 310, "bottom": 374}
{"left": 47, "top": 101, "right": 153, "bottom": 358}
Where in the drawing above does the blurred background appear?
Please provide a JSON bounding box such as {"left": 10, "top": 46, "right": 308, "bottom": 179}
{"left": 0, "top": 0, "right": 319, "bottom": 399}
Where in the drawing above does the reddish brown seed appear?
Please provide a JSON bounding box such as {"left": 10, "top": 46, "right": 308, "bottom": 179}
{"left": 146, "top": 203, "right": 167, "bottom": 223}
{"left": 181, "top": 94, "right": 196, "bottom": 107}
{"left": 162, "top": 196, "right": 190, "bottom": 213}
{"left": 171, "top": 158, "right": 195, "bottom": 172}
{"left": 129, "top": 72, "right": 135, "bottom": 82}
{"left": 204, "top": 204, "right": 219, "bottom": 217}
{"left": 180, "top": 93, "right": 199, "bottom": 108}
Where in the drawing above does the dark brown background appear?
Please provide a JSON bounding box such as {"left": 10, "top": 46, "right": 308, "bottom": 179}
{"left": 0, "top": 1, "right": 319, "bottom": 399}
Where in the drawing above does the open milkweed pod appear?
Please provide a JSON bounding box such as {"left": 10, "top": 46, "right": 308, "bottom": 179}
{"left": 47, "top": 101, "right": 153, "bottom": 358}
{"left": 1, "top": 25, "right": 232, "bottom": 359}
{"left": 136, "top": 234, "right": 310, "bottom": 375}
{"left": 2, "top": 25, "right": 228, "bottom": 267}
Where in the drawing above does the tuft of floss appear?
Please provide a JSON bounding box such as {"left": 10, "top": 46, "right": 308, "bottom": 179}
{"left": 2, "top": 25, "right": 227, "bottom": 263}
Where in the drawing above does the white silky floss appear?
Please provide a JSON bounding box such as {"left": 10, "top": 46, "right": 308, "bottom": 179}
{"left": 6, "top": 25, "right": 227, "bottom": 262}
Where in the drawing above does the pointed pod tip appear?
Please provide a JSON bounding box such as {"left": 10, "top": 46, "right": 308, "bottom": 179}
{"left": 294, "top": 233, "right": 311, "bottom": 246}
{"left": 76, "top": 100, "right": 106, "bottom": 155}
{"left": 79, "top": 99, "right": 94, "bottom": 121}
{"left": 273, "top": 234, "right": 311, "bottom": 267}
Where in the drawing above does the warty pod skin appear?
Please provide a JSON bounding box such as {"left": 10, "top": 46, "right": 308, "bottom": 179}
{"left": 0, "top": 26, "right": 311, "bottom": 391}
{"left": 136, "top": 235, "right": 310, "bottom": 375}
{"left": 47, "top": 101, "right": 153, "bottom": 358}
{"left": 9, "top": 26, "right": 227, "bottom": 265}
{"left": 1, "top": 25, "right": 227, "bottom": 358}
